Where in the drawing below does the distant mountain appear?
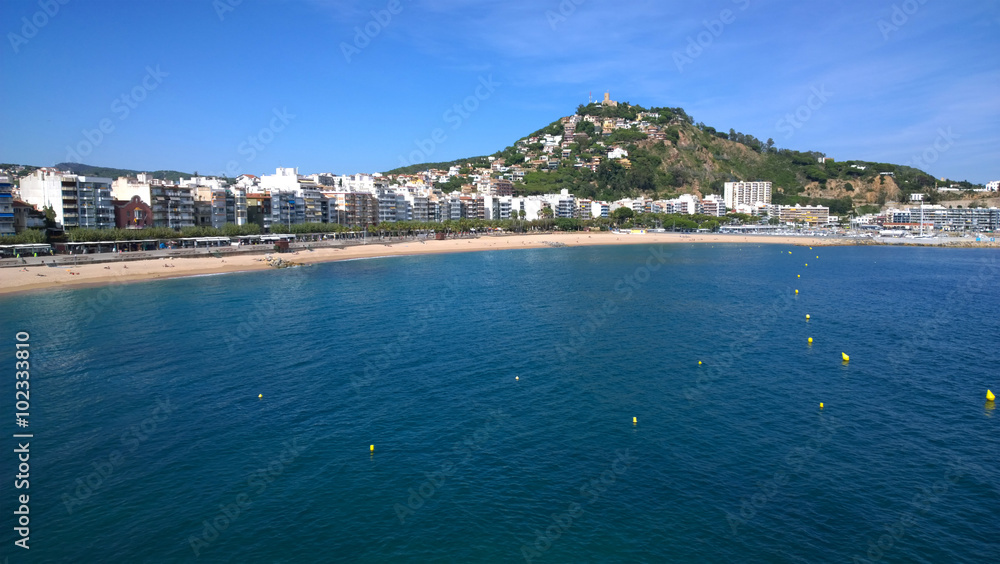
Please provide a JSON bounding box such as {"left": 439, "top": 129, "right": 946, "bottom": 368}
{"left": 54, "top": 162, "right": 193, "bottom": 183}
{"left": 389, "top": 100, "right": 984, "bottom": 212}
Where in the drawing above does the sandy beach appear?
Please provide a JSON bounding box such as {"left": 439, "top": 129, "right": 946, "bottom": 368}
{"left": 0, "top": 232, "right": 842, "bottom": 296}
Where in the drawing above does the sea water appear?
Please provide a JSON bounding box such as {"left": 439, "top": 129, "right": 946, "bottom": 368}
{"left": 1, "top": 243, "right": 997, "bottom": 562}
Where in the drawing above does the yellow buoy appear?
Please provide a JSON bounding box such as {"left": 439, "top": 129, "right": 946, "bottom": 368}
{"left": 515, "top": 376, "right": 519, "bottom": 380}
{"left": 797, "top": 274, "right": 801, "bottom": 278}
{"left": 795, "top": 289, "right": 799, "bottom": 294}
{"left": 806, "top": 314, "right": 811, "bottom": 320}
{"left": 370, "top": 444, "right": 375, "bottom": 453}
{"left": 988, "top": 390, "right": 996, "bottom": 402}
{"left": 258, "top": 394, "right": 262, "bottom": 399}
{"left": 808, "top": 337, "right": 813, "bottom": 344}
{"left": 842, "top": 352, "right": 850, "bottom": 362}
{"left": 805, "top": 263, "right": 809, "bottom": 267}
{"left": 633, "top": 417, "right": 637, "bottom": 424}
{"left": 698, "top": 361, "right": 702, "bottom": 365}
{"left": 819, "top": 402, "right": 824, "bottom": 409}
{"left": 816, "top": 256, "right": 819, "bottom": 259}
{"left": 788, "top": 251, "right": 792, "bottom": 254}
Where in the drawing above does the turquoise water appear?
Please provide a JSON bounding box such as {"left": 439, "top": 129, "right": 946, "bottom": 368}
{"left": 2, "top": 243, "right": 998, "bottom": 563}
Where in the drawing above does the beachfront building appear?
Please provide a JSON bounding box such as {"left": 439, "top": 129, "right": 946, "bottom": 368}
{"left": 113, "top": 196, "right": 153, "bottom": 229}
{"left": 510, "top": 196, "right": 550, "bottom": 221}
{"left": 193, "top": 186, "right": 228, "bottom": 229}
{"left": 483, "top": 195, "right": 513, "bottom": 220}
{"left": 403, "top": 193, "right": 431, "bottom": 222}
{"left": 673, "top": 194, "right": 702, "bottom": 215}
{"left": 326, "top": 173, "right": 385, "bottom": 193}
{"left": 226, "top": 187, "right": 248, "bottom": 226}
{"left": 322, "top": 191, "right": 377, "bottom": 227}
{"left": 776, "top": 204, "right": 830, "bottom": 226}
{"left": 0, "top": 175, "right": 14, "bottom": 236}
{"left": 269, "top": 191, "right": 304, "bottom": 230}
{"left": 551, "top": 189, "right": 577, "bottom": 219}
{"left": 112, "top": 173, "right": 196, "bottom": 229}
{"left": 701, "top": 194, "right": 727, "bottom": 217}
{"left": 246, "top": 193, "right": 272, "bottom": 232}
{"left": 12, "top": 202, "right": 46, "bottom": 233}
{"left": 377, "top": 189, "right": 401, "bottom": 223}
{"left": 150, "top": 185, "right": 195, "bottom": 229}
{"left": 724, "top": 181, "right": 772, "bottom": 210}
{"left": 20, "top": 169, "right": 114, "bottom": 229}
{"left": 902, "top": 206, "right": 1000, "bottom": 231}
{"left": 260, "top": 168, "right": 327, "bottom": 224}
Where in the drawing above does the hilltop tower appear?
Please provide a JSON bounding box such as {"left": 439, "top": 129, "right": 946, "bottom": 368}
{"left": 602, "top": 91, "right": 618, "bottom": 107}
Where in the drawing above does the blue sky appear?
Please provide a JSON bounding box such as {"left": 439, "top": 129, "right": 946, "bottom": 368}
{"left": 1, "top": 0, "right": 997, "bottom": 182}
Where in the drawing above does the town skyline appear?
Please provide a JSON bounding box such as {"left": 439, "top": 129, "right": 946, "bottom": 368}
{"left": 1, "top": 0, "right": 997, "bottom": 183}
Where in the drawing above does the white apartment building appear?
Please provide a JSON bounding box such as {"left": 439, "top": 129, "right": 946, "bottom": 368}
{"left": 483, "top": 195, "right": 512, "bottom": 220}
{"left": 986, "top": 180, "right": 999, "bottom": 192}
{"left": 701, "top": 194, "right": 727, "bottom": 217}
{"left": 227, "top": 187, "right": 247, "bottom": 226}
{"left": 551, "top": 189, "right": 577, "bottom": 218}
{"left": 724, "top": 181, "right": 772, "bottom": 209}
{"left": 510, "top": 196, "right": 548, "bottom": 221}
{"left": 20, "top": 169, "right": 114, "bottom": 229}
{"left": 260, "top": 167, "right": 302, "bottom": 193}
{"left": 591, "top": 201, "right": 609, "bottom": 219}
{"left": 672, "top": 194, "right": 702, "bottom": 215}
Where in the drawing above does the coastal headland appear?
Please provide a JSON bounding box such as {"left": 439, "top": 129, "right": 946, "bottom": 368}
{"left": 0, "top": 231, "right": 993, "bottom": 296}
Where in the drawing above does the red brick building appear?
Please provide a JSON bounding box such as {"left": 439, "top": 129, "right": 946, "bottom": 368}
{"left": 114, "top": 196, "right": 153, "bottom": 229}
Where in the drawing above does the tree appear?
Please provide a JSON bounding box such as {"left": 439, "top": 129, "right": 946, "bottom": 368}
{"left": 611, "top": 207, "right": 634, "bottom": 225}
{"left": 43, "top": 205, "right": 56, "bottom": 229}
{"left": 539, "top": 207, "right": 553, "bottom": 219}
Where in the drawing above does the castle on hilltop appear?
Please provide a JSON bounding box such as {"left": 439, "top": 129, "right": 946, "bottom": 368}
{"left": 602, "top": 91, "right": 618, "bottom": 107}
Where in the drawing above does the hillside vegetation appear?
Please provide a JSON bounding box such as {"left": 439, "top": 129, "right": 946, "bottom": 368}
{"left": 395, "top": 100, "right": 983, "bottom": 212}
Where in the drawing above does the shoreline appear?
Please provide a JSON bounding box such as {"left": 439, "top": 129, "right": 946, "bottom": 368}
{"left": 0, "top": 232, "right": 992, "bottom": 296}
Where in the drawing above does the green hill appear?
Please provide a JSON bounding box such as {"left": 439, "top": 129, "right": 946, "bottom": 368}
{"left": 54, "top": 162, "right": 192, "bottom": 182}
{"left": 391, "top": 100, "right": 983, "bottom": 211}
